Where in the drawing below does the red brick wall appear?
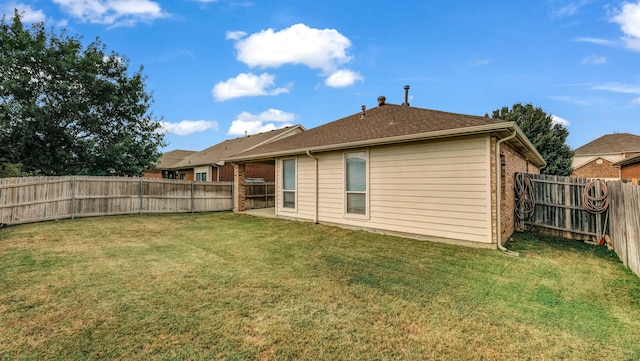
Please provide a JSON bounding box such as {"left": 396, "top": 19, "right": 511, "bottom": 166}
{"left": 500, "top": 142, "right": 539, "bottom": 242}
{"left": 621, "top": 162, "right": 640, "bottom": 181}
{"left": 217, "top": 163, "right": 275, "bottom": 182}
{"left": 571, "top": 158, "right": 619, "bottom": 179}
{"left": 143, "top": 170, "right": 162, "bottom": 178}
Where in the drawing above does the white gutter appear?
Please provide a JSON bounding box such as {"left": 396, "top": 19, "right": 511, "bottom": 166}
{"left": 496, "top": 130, "right": 519, "bottom": 256}
{"left": 306, "top": 151, "right": 319, "bottom": 223}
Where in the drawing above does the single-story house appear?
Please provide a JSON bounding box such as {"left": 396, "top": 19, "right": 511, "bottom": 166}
{"left": 170, "top": 125, "right": 305, "bottom": 181}
{"left": 143, "top": 149, "right": 196, "bottom": 179}
{"left": 226, "top": 89, "right": 546, "bottom": 248}
{"left": 571, "top": 133, "right": 640, "bottom": 180}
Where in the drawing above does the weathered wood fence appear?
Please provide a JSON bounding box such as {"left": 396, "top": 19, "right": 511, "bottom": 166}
{"left": 516, "top": 173, "right": 640, "bottom": 278}
{"left": 0, "top": 176, "right": 236, "bottom": 225}
{"left": 607, "top": 181, "right": 640, "bottom": 277}
{"left": 245, "top": 182, "right": 276, "bottom": 209}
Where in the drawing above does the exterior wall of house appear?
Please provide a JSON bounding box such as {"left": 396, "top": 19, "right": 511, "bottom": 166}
{"left": 571, "top": 157, "right": 620, "bottom": 179}
{"left": 500, "top": 141, "right": 540, "bottom": 242}
{"left": 143, "top": 170, "right": 162, "bottom": 178}
{"left": 621, "top": 162, "right": 640, "bottom": 181}
{"left": 276, "top": 136, "right": 496, "bottom": 244}
{"left": 193, "top": 166, "right": 210, "bottom": 181}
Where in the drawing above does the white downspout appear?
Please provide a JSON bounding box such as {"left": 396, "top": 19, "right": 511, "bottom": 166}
{"left": 496, "top": 130, "right": 519, "bottom": 256}
{"left": 306, "top": 151, "right": 319, "bottom": 223}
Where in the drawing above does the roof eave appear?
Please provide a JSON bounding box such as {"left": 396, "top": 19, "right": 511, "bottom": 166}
{"left": 226, "top": 122, "right": 547, "bottom": 167}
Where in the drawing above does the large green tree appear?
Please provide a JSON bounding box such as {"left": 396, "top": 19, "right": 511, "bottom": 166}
{"left": 491, "top": 103, "right": 573, "bottom": 176}
{"left": 0, "top": 11, "right": 165, "bottom": 176}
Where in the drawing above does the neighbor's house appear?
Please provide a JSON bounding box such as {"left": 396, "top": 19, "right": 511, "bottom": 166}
{"left": 571, "top": 133, "right": 640, "bottom": 181}
{"left": 226, "top": 92, "right": 545, "bottom": 248}
{"left": 170, "top": 125, "right": 305, "bottom": 181}
{"left": 143, "top": 149, "right": 196, "bottom": 179}
{"left": 611, "top": 153, "right": 640, "bottom": 184}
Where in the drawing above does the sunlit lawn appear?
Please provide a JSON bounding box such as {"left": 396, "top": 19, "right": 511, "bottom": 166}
{"left": 1, "top": 212, "right": 639, "bottom": 360}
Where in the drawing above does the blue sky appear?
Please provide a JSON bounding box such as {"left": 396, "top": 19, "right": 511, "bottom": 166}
{"left": 3, "top": 0, "right": 640, "bottom": 152}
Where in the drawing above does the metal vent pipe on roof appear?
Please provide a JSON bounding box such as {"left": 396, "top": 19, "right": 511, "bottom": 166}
{"left": 403, "top": 85, "right": 410, "bottom": 106}
{"left": 378, "top": 96, "right": 386, "bottom": 106}
{"left": 361, "top": 105, "right": 366, "bottom": 118}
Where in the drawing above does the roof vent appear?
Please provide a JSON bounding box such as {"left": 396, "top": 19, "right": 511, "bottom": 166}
{"left": 361, "top": 105, "right": 366, "bottom": 119}
{"left": 378, "top": 96, "right": 386, "bottom": 106}
{"left": 403, "top": 85, "right": 410, "bottom": 106}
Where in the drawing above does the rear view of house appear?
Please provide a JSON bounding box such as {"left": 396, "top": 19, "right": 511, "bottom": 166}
{"left": 226, "top": 88, "right": 546, "bottom": 248}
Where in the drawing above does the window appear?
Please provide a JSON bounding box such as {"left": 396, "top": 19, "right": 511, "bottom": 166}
{"left": 282, "top": 158, "right": 296, "bottom": 209}
{"left": 196, "top": 172, "right": 207, "bottom": 181}
{"left": 346, "top": 152, "right": 367, "bottom": 215}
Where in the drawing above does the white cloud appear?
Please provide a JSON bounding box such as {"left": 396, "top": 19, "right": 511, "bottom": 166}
{"left": 592, "top": 82, "right": 640, "bottom": 94}
{"left": 212, "top": 72, "right": 290, "bottom": 102}
{"left": 231, "top": 23, "right": 352, "bottom": 72}
{"left": 52, "top": 0, "right": 167, "bottom": 26}
{"left": 611, "top": 1, "right": 640, "bottom": 51}
{"left": 227, "top": 23, "right": 361, "bottom": 88}
{"left": 161, "top": 120, "right": 219, "bottom": 135}
{"left": 325, "top": 69, "right": 364, "bottom": 88}
{"left": 227, "top": 109, "right": 296, "bottom": 136}
{"left": 549, "top": 0, "right": 590, "bottom": 18}
{"left": 581, "top": 55, "right": 607, "bottom": 64}
{"left": 2, "top": 2, "right": 46, "bottom": 23}
{"left": 551, "top": 115, "right": 570, "bottom": 127}
{"left": 632, "top": 97, "right": 640, "bottom": 104}
{"left": 225, "top": 30, "right": 246, "bottom": 40}
{"left": 573, "top": 37, "right": 617, "bottom": 46}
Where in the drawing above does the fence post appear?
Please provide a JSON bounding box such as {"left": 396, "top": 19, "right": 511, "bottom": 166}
{"left": 191, "top": 181, "right": 195, "bottom": 213}
{"left": 139, "top": 178, "right": 144, "bottom": 215}
{"left": 71, "top": 176, "right": 76, "bottom": 219}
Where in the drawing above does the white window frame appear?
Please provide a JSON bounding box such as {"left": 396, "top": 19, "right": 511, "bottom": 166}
{"left": 344, "top": 150, "right": 369, "bottom": 219}
{"left": 281, "top": 158, "right": 297, "bottom": 211}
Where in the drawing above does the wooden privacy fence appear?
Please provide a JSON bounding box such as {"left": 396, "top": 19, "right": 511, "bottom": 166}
{"left": 516, "top": 173, "right": 640, "bottom": 278}
{"left": 245, "top": 182, "right": 276, "bottom": 210}
{"left": 0, "top": 176, "right": 233, "bottom": 225}
{"left": 606, "top": 181, "right": 640, "bottom": 278}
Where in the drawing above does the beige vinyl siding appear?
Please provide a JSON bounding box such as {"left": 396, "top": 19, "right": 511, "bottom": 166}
{"left": 296, "top": 156, "right": 317, "bottom": 220}
{"left": 276, "top": 156, "right": 316, "bottom": 220}
{"left": 276, "top": 136, "right": 492, "bottom": 244}
{"left": 367, "top": 137, "right": 492, "bottom": 243}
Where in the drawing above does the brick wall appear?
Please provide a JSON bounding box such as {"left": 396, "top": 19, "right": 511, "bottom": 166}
{"left": 233, "top": 163, "right": 246, "bottom": 212}
{"left": 499, "top": 140, "right": 540, "bottom": 243}
{"left": 215, "top": 163, "right": 275, "bottom": 182}
{"left": 621, "top": 162, "right": 640, "bottom": 181}
{"left": 571, "top": 158, "right": 619, "bottom": 179}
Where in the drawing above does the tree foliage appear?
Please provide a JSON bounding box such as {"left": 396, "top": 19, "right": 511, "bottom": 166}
{"left": 491, "top": 103, "right": 573, "bottom": 176}
{"left": 0, "top": 11, "right": 165, "bottom": 176}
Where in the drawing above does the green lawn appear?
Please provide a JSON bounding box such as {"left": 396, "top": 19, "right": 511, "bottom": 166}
{"left": 1, "top": 212, "right": 639, "bottom": 360}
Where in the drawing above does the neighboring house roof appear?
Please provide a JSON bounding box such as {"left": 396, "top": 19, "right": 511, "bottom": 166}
{"left": 574, "top": 133, "right": 640, "bottom": 156}
{"left": 612, "top": 152, "right": 640, "bottom": 167}
{"left": 171, "top": 125, "right": 305, "bottom": 169}
{"left": 154, "top": 150, "right": 197, "bottom": 170}
{"left": 226, "top": 102, "right": 545, "bottom": 166}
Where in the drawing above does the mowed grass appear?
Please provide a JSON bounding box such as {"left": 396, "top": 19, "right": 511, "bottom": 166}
{"left": 1, "top": 213, "right": 639, "bottom": 360}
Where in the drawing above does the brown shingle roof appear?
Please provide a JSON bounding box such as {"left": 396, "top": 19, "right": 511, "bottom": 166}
{"left": 612, "top": 152, "right": 640, "bottom": 167}
{"left": 574, "top": 133, "right": 640, "bottom": 156}
{"left": 171, "top": 125, "right": 304, "bottom": 169}
{"left": 155, "top": 150, "right": 197, "bottom": 169}
{"left": 229, "top": 103, "right": 510, "bottom": 159}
